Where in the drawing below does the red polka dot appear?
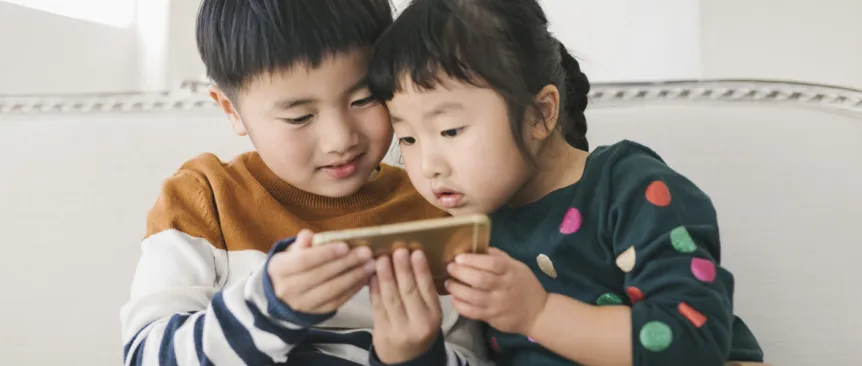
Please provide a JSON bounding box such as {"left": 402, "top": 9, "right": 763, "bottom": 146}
{"left": 690, "top": 257, "right": 717, "bottom": 283}
{"left": 626, "top": 286, "right": 645, "bottom": 304}
{"left": 678, "top": 302, "right": 707, "bottom": 328}
{"left": 491, "top": 337, "right": 501, "bottom": 353}
{"left": 559, "top": 208, "right": 583, "bottom": 234}
{"left": 645, "top": 180, "right": 671, "bottom": 207}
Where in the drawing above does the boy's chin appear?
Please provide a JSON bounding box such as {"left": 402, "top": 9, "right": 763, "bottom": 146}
{"left": 311, "top": 178, "right": 369, "bottom": 198}
{"left": 308, "top": 168, "right": 378, "bottom": 198}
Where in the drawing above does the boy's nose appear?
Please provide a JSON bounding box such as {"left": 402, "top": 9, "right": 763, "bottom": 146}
{"left": 320, "top": 116, "right": 360, "bottom": 154}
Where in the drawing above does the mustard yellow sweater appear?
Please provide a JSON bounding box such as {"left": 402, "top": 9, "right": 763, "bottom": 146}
{"left": 120, "top": 152, "right": 487, "bottom": 366}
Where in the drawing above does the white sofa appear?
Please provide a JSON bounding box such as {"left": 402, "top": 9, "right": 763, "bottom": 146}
{"left": 2, "top": 79, "right": 860, "bottom": 365}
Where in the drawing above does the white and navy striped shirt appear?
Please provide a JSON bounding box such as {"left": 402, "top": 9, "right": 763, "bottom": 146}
{"left": 120, "top": 234, "right": 486, "bottom": 365}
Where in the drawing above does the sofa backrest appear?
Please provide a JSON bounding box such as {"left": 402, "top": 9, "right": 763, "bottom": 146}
{"left": 1, "top": 80, "right": 858, "bottom": 365}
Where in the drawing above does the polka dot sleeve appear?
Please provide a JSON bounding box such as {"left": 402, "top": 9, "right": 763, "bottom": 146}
{"left": 607, "top": 155, "right": 734, "bottom": 366}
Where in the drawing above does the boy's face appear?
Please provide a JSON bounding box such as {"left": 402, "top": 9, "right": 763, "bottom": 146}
{"left": 211, "top": 49, "right": 393, "bottom": 198}
{"left": 387, "top": 77, "right": 533, "bottom": 216}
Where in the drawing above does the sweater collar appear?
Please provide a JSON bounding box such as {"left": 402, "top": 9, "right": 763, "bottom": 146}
{"left": 245, "top": 152, "right": 401, "bottom": 209}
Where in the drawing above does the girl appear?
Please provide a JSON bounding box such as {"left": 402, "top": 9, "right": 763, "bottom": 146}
{"left": 368, "top": 0, "right": 764, "bottom": 365}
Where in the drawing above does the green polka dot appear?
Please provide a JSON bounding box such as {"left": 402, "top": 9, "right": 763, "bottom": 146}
{"left": 670, "top": 226, "right": 697, "bottom": 253}
{"left": 639, "top": 321, "right": 673, "bottom": 352}
{"left": 596, "top": 293, "right": 623, "bottom": 305}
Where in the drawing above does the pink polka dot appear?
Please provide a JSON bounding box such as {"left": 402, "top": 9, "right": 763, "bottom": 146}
{"left": 559, "top": 208, "right": 582, "bottom": 234}
{"left": 690, "top": 257, "right": 716, "bottom": 283}
{"left": 491, "top": 336, "right": 501, "bottom": 353}
{"left": 528, "top": 337, "right": 536, "bottom": 343}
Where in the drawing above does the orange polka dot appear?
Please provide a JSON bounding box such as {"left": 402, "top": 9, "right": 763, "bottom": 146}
{"left": 678, "top": 302, "right": 707, "bottom": 328}
{"left": 627, "top": 286, "right": 645, "bottom": 304}
{"left": 645, "top": 180, "right": 671, "bottom": 207}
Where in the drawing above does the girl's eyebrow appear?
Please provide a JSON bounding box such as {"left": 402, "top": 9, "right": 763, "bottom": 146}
{"left": 391, "top": 101, "right": 464, "bottom": 124}
{"left": 425, "top": 102, "right": 464, "bottom": 119}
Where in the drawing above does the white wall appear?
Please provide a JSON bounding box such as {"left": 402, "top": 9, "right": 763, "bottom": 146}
{"left": 394, "top": 0, "right": 703, "bottom": 83}
{"left": 136, "top": 0, "right": 206, "bottom": 91}
{"left": 0, "top": 2, "right": 139, "bottom": 94}
{"left": 544, "top": 0, "right": 702, "bottom": 82}
{"left": 5, "top": 0, "right": 862, "bottom": 95}
{"left": 701, "top": 0, "right": 862, "bottom": 89}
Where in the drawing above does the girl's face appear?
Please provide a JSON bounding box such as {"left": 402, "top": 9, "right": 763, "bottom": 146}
{"left": 387, "top": 77, "right": 534, "bottom": 215}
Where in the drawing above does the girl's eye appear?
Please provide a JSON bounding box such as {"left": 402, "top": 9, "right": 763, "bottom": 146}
{"left": 281, "top": 115, "right": 313, "bottom": 125}
{"left": 351, "top": 96, "right": 378, "bottom": 107}
{"left": 398, "top": 137, "right": 416, "bottom": 146}
{"left": 441, "top": 127, "right": 464, "bottom": 137}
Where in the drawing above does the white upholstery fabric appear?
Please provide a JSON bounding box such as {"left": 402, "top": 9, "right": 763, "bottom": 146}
{"left": 1, "top": 81, "right": 859, "bottom": 365}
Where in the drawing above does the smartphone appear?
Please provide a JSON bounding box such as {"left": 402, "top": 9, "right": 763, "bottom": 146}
{"left": 311, "top": 214, "right": 491, "bottom": 295}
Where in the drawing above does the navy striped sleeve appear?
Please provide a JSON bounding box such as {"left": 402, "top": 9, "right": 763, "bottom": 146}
{"left": 122, "top": 237, "right": 333, "bottom": 366}
{"left": 369, "top": 331, "right": 472, "bottom": 366}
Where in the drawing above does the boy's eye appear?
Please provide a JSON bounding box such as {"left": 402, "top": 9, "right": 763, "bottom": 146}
{"left": 351, "top": 96, "right": 378, "bottom": 107}
{"left": 398, "top": 137, "right": 416, "bottom": 146}
{"left": 281, "top": 115, "right": 313, "bottom": 125}
{"left": 441, "top": 127, "right": 464, "bottom": 137}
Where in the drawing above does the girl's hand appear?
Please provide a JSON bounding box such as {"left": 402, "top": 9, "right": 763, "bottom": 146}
{"left": 370, "top": 248, "right": 443, "bottom": 364}
{"left": 446, "top": 248, "right": 549, "bottom": 335}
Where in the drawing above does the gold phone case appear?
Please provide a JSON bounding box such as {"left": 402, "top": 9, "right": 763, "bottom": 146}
{"left": 311, "top": 214, "right": 491, "bottom": 295}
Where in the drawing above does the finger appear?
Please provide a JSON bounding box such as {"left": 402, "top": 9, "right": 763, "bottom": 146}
{"left": 299, "top": 259, "right": 376, "bottom": 312}
{"left": 450, "top": 295, "right": 487, "bottom": 321}
{"left": 445, "top": 279, "right": 491, "bottom": 308}
{"left": 295, "top": 246, "right": 373, "bottom": 288}
{"left": 369, "top": 276, "right": 390, "bottom": 325}
{"left": 454, "top": 251, "right": 508, "bottom": 275}
{"left": 411, "top": 250, "right": 441, "bottom": 310}
{"left": 376, "top": 255, "right": 408, "bottom": 323}
{"left": 321, "top": 273, "right": 369, "bottom": 312}
{"left": 392, "top": 248, "right": 427, "bottom": 317}
{"left": 272, "top": 241, "right": 351, "bottom": 277}
{"left": 447, "top": 262, "right": 499, "bottom": 291}
{"left": 289, "top": 229, "right": 315, "bottom": 251}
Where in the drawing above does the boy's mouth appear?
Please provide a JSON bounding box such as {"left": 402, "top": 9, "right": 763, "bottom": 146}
{"left": 320, "top": 153, "right": 364, "bottom": 179}
{"left": 432, "top": 187, "right": 466, "bottom": 209}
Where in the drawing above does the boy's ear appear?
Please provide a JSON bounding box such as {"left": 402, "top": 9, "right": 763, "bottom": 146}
{"left": 530, "top": 84, "right": 560, "bottom": 141}
{"left": 209, "top": 85, "right": 247, "bottom": 136}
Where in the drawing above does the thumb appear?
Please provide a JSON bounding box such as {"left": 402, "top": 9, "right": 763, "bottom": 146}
{"left": 291, "top": 229, "right": 315, "bottom": 250}
{"left": 487, "top": 247, "right": 509, "bottom": 258}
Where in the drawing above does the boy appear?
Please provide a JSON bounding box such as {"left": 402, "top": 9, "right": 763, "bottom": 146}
{"left": 119, "top": 1, "right": 486, "bottom": 365}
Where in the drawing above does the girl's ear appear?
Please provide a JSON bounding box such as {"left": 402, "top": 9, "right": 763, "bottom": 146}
{"left": 209, "top": 85, "right": 247, "bottom": 136}
{"left": 529, "top": 84, "right": 560, "bottom": 141}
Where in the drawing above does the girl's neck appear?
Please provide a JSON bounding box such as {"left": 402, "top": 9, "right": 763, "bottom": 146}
{"left": 509, "top": 134, "right": 590, "bottom": 207}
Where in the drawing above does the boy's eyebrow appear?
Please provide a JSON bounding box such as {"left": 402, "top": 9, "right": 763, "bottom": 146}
{"left": 344, "top": 77, "right": 369, "bottom": 95}
{"left": 391, "top": 101, "right": 464, "bottom": 124}
{"left": 274, "top": 98, "right": 314, "bottom": 110}
{"left": 273, "top": 78, "right": 369, "bottom": 111}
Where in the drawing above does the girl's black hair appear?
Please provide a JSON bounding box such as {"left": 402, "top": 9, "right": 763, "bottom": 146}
{"left": 368, "top": 0, "right": 590, "bottom": 154}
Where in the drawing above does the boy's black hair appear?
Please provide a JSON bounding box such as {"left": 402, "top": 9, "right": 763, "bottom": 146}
{"left": 196, "top": 0, "right": 394, "bottom": 98}
{"left": 368, "top": 0, "right": 590, "bottom": 153}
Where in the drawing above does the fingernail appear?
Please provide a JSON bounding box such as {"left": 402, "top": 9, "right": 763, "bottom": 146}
{"left": 333, "top": 243, "right": 349, "bottom": 256}
{"left": 364, "top": 260, "right": 376, "bottom": 274}
{"left": 414, "top": 250, "right": 426, "bottom": 261}
{"left": 447, "top": 263, "right": 455, "bottom": 273}
{"left": 455, "top": 255, "right": 464, "bottom": 264}
{"left": 356, "top": 246, "right": 372, "bottom": 260}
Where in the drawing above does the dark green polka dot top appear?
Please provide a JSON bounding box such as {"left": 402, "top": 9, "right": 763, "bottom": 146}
{"left": 486, "top": 140, "right": 764, "bottom": 366}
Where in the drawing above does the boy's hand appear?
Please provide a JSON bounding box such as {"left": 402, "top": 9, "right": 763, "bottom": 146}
{"left": 268, "top": 229, "right": 376, "bottom": 314}
{"left": 370, "top": 248, "right": 442, "bottom": 364}
{"left": 446, "top": 248, "right": 549, "bottom": 335}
